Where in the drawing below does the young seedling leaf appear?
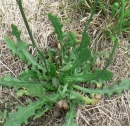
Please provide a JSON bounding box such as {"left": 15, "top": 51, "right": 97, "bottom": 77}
{"left": 111, "top": 2, "right": 119, "bottom": 18}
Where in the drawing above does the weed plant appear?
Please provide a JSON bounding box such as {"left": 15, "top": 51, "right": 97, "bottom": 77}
{"left": 0, "top": 0, "right": 130, "bottom": 126}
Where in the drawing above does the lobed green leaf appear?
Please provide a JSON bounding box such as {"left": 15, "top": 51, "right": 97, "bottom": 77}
{"left": 78, "top": 31, "right": 91, "bottom": 51}
{"left": 7, "top": 24, "right": 46, "bottom": 72}
{"left": 63, "top": 69, "right": 113, "bottom": 82}
{"left": 48, "top": 13, "right": 63, "bottom": 41}
{"left": 74, "top": 79, "right": 130, "bottom": 98}
{"left": 0, "top": 74, "right": 55, "bottom": 98}
{"left": 4, "top": 100, "right": 47, "bottom": 126}
{"left": 63, "top": 102, "right": 78, "bottom": 126}
{"left": 4, "top": 93, "right": 62, "bottom": 126}
{"left": 66, "top": 47, "right": 91, "bottom": 73}
{"left": 4, "top": 36, "right": 27, "bottom": 61}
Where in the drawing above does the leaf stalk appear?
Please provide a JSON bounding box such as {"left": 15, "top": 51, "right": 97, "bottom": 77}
{"left": 16, "top": 0, "right": 49, "bottom": 74}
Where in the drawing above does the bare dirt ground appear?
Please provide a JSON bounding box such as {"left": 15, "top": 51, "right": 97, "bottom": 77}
{"left": 0, "top": 0, "right": 130, "bottom": 126}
